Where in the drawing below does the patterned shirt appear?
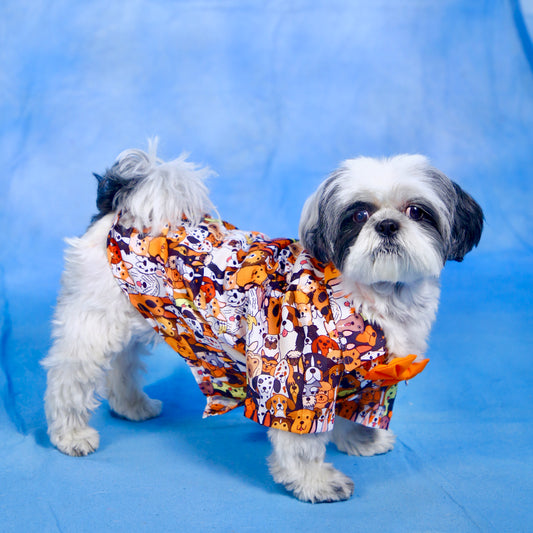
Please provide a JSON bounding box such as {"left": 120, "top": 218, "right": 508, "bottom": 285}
{"left": 107, "top": 215, "right": 423, "bottom": 434}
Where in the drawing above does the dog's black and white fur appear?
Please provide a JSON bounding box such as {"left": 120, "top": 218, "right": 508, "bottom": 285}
{"left": 43, "top": 144, "right": 483, "bottom": 503}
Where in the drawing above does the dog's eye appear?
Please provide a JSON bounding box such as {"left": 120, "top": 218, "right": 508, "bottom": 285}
{"left": 353, "top": 209, "right": 369, "bottom": 223}
{"left": 406, "top": 205, "right": 425, "bottom": 221}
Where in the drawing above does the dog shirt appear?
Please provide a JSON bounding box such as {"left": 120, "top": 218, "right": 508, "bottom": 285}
{"left": 107, "top": 215, "right": 428, "bottom": 434}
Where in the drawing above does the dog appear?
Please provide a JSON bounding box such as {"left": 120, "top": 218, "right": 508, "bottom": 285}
{"left": 42, "top": 143, "right": 483, "bottom": 503}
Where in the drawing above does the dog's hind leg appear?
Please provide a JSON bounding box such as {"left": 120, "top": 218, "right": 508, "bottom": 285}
{"left": 268, "top": 428, "right": 354, "bottom": 503}
{"left": 331, "top": 416, "right": 396, "bottom": 456}
{"left": 42, "top": 215, "right": 156, "bottom": 456}
{"left": 106, "top": 339, "right": 162, "bottom": 422}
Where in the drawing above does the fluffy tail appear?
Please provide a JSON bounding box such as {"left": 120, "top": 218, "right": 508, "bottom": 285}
{"left": 92, "top": 139, "right": 216, "bottom": 230}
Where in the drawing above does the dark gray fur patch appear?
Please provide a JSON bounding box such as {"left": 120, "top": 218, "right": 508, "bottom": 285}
{"left": 91, "top": 161, "right": 145, "bottom": 223}
{"left": 333, "top": 201, "right": 377, "bottom": 268}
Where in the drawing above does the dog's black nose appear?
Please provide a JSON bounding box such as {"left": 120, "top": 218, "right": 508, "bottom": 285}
{"left": 376, "top": 219, "right": 400, "bottom": 237}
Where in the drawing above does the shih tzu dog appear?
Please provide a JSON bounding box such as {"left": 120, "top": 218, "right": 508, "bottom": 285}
{"left": 43, "top": 143, "right": 483, "bottom": 503}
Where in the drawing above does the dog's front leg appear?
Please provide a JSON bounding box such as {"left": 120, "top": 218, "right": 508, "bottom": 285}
{"left": 267, "top": 428, "right": 354, "bottom": 503}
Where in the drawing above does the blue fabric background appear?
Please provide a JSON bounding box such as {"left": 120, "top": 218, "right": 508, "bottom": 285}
{"left": 1, "top": 1, "right": 532, "bottom": 531}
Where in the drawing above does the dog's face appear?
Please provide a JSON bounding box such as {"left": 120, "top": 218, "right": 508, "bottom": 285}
{"left": 299, "top": 155, "right": 483, "bottom": 284}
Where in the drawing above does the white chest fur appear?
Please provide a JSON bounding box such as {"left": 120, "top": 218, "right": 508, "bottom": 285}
{"left": 342, "top": 278, "right": 441, "bottom": 360}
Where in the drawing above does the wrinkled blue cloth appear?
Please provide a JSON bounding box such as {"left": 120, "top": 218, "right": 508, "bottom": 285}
{"left": 1, "top": 1, "right": 532, "bottom": 531}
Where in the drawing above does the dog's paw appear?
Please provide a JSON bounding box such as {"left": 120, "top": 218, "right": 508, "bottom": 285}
{"left": 332, "top": 420, "right": 395, "bottom": 457}
{"left": 270, "top": 461, "right": 354, "bottom": 503}
{"left": 110, "top": 395, "right": 162, "bottom": 422}
{"left": 51, "top": 427, "right": 100, "bottom": 457}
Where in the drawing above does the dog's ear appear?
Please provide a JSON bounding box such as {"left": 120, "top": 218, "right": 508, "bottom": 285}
{"left": 447, "top": 182, "right": 484, "bottom": 262}
{"left": 299, "top": 176, "right": 340, "bottom": 263}
{"left": 300, "top": 221, "right": 331, "bottom": 263}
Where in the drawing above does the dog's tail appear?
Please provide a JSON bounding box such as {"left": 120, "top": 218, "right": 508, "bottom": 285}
{"left": 92, "top": 138, "right": 216, "bottom": 231}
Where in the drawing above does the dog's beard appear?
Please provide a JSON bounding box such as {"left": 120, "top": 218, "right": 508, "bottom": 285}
{"left": 341, "top": 228, "right": 444, "bottom": 285}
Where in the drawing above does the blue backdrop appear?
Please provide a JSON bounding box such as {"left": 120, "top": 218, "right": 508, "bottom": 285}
{"left": 1, "top": 1, "right": 532, "bottom": 531}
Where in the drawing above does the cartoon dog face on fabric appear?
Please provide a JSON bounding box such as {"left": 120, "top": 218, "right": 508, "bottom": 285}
{"left": 266, "top": 394, "right": 296, "bottom": 418}
{"left": 288, "top": 409, "right": 316, "bottom": 434}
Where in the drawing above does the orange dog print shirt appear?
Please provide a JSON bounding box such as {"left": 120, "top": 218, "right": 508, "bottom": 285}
{"left": 107, "top": 215, "right": 423, "bottom": 434}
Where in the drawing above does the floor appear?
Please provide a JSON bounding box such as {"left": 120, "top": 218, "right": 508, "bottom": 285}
{"left": 1, "top": 1, "right": 532, "bottom": 531}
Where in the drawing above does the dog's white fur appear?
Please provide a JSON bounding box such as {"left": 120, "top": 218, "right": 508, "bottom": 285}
{"left": 43, "top": 145, "right": 482, "bottom": 503}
